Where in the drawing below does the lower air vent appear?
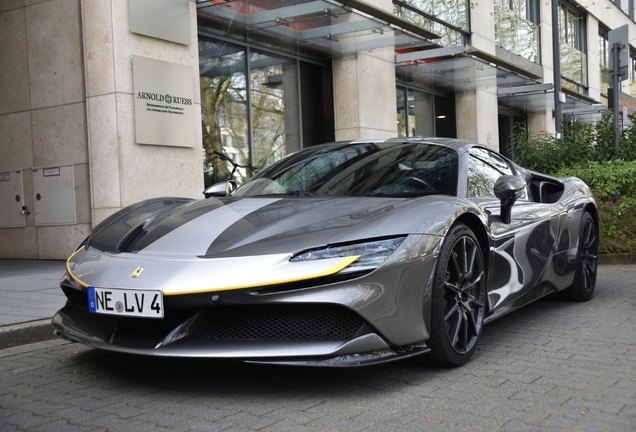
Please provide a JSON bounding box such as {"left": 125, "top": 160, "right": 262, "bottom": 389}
{"left": 194, "top": 304, "right": 370, "bottom": 341}
{"left": 61, "top": 294, "right": 121, "bottom": 329}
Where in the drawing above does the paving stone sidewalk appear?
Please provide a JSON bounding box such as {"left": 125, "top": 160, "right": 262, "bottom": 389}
{"left": 0, "top": 260, "right": 66, "bottom": 326}
{"left": 0, "top": 265, "right": 635, "bottom": 431}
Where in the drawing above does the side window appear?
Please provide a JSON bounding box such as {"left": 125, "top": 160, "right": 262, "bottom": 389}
{"left": 467, "top": 147, "right": 515, "bottom": 197}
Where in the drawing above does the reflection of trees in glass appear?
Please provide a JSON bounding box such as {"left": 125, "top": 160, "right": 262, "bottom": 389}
{"left": 598, "top": 32, "right": 610, "bottom": 97}
{"left": 393, "top": 2, "right": 465, "bottom": 47}
{"left": 561, "top": 46, "right": 587, "bottom": 86}
{"left": 250, "top": 53, "right": 288, "bottom": 171}
{"left": 494, "top": 0, "right": 539, "bottom": 63}
{"left": 467, "top": 148, "right": 514, "bottom": 197}
{"left": 394, "top": 0, "right": 468, "bottom": 29}
{"left": 558, "top": 2, "right": 587, "bottom": 86}
{"left": 200, "top": 41, "right": 249, "bottom": 186}
{"left": 199, "top": 41, "right": 298, "bottom": 187}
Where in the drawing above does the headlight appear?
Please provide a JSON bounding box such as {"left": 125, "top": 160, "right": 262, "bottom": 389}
{"left": 290, "top": 237, "right": 406, "bottom": 272}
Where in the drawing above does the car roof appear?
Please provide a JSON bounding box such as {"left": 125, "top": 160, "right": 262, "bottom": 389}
{"left": 336, "top": 137, "right": 476, "bottom": 152}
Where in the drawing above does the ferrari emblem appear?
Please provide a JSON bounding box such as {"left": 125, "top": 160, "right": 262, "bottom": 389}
{"left": 131, "top": 267, "right": 145, "bottom": 278}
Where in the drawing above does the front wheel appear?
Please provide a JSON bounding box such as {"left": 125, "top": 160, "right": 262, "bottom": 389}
{"left": 426, "top": 224, "right": 487, "bottom": 367}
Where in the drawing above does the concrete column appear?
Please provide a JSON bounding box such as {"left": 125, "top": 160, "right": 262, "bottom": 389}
{"left": 0, "top": 0, "right": 91, "bottom": 259}
{"left": 456, "top": 89, "right": 499, "bottom": 150}
{"left": 528, "top": 0, "right": 556, "bottom": 137}
{"left": 332, "top": 0, "right": 397, "bottom": 140}
{"left": 0, "top": 0, "right": 203, "bottom": 259}
{"left": 470, "top": 0, "right": 496, "bottom": 55}
{"left": 456, "top": 0, "right": 499, "bottom": 150}
{"left": 81, "top": 0, "right": 203, "bottom": 227}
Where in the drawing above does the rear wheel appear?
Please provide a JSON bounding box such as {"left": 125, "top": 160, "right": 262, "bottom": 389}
{"left": 426, "top": 224, "right": 486, "bottom": 367}
{"left": 561, "top": 211, "right": 598, "bottom": 301}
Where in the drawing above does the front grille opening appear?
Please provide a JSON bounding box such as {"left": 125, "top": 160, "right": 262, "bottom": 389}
{"left": 60, "top": 289, "right": 121, "bottom": 329}
{"left": 194, "top": 304, "right": 372, "bottom": 341}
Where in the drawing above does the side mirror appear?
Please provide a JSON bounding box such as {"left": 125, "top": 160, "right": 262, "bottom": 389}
{"left": 203, "top": 180, "right": 238, "bottom": 198}
{"left": 494, "top": 175, "right": 526, "bottom": 224}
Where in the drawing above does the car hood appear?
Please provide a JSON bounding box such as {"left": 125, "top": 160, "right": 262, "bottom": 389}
{"left": 68, "top": 196, "right": 457, "bottom": 294}
{"left": 92, "top": 196, "right": 432, "bottom": 258}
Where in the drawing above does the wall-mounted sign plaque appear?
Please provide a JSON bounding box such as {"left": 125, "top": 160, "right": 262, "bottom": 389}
{"left": 133, "top": 55, "right": 195, "bottom": 148}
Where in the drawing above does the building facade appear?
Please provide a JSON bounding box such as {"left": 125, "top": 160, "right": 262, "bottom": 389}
{"left": 0, "top": 0, "right": 634, "bottom": 260}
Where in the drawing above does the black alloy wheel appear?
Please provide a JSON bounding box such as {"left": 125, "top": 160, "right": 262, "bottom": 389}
{"left": 561, "top": 211, "right": 598, "bottom": 301}
{"left": 426, "top": 224, "right": 486, "bottom": 367}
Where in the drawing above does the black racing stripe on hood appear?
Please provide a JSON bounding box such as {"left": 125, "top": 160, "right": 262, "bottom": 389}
{"left": 130, "top": 198, "right": 240, "bottom": 252}
{"left": 203, "top": 198, "right": 331, "bottom": 257}
{"left": 202, "top": 197, "right": 401, "bottom": 258}
{"left": 89, "top": 198, "right": 238, "bottom": 253}
{"left": 89, "top": 198, "right": 192, "bottom": 252}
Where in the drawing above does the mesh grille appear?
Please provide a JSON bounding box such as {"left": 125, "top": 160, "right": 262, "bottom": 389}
{"left": 61, "top": 291, "right": 121, "bottom": 329}
{"left": 194, "top": 304, "right": 368, "bottom": 341}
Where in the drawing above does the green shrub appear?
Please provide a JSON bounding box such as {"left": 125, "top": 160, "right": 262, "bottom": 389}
{"left": 511, "top": 113, "right": 636, "bottom": 254}
{"left": 596, "top": 198, "right": 636, "bottom": 254}
{"left": 553, "top": 161, "right": 636, "bottom": 254}
{"left": 511, "top": 113, "right": 636, "bottom": 174}
{"left": 554, "top": 160, "right": 636, "bottom": 200}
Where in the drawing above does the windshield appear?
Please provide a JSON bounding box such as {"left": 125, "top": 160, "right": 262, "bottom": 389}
{"left": 233, "top": 142, "right": 458, "bottom": 198}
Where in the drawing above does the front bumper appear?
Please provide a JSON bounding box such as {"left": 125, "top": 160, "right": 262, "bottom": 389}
{"left": 52, "top": 295, "right": 430, "bottom": 365}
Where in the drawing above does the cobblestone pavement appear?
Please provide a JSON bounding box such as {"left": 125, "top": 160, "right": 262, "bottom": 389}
{"left": 1, "top": 266, "right": 635, "bottom": 431}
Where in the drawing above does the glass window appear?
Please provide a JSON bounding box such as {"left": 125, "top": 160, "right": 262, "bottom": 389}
{"left": 200, "top": 39, "right": 249, "bottom": 186}
{"left": 393, "top": 0, "right": 467, "bottom": 47}
{"left": 599, "top": 27, "right": 609, "bottom": 98}
{"left": 558, "top": 2, "right": 587, "bottom": 89}
{"left": 393, "top": 0, "right": 468, "bottom": 31}
{"left": 249, "top": 51, "right": 299, "bottom": 171}
{"left": 199, "top": 38, "right": 302, "bottom": 187}
{"left": 397, "top": 87, "right": 407, "bottom": 136}
{"left": 631, "top": 49, "right": 636, "bottom": 98}
{"left": 494, "top": 0, "right": 540, "bottom": 63}
{"left": 235, "top": 142, "right": 459, "bottom": 198}
{"left": 396, "top": 86, "right": 438, "bottom": 138}
{"left": 467, "top": 147, "right": 515, "bottom": 197}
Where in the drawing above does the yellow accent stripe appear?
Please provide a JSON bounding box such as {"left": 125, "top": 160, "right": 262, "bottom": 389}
{"left": 66, "top": 246, "right": 89, "bottom": 288}
{"left": 163, "top": 255, "right": 361, "bottom": 296}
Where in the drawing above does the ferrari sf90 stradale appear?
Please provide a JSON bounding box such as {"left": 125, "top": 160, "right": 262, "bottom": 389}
{"left": 53, "top": 138, "right": 598, "bottom": 367}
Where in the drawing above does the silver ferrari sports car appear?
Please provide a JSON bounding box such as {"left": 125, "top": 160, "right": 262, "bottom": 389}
{"left": 53, "top": 138, "right": 598, "bottom": 367}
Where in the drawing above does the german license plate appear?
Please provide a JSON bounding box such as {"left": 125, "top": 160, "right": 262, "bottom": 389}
{"left": 87, "top": 286, "right": 163, "bottom": 318}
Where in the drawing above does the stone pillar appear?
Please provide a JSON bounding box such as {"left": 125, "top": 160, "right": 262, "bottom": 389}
{"left": 456, "top": 89, "right": 499, "bottom": 150}
{"left": 456, "top": 0, "right": 499, "bottom": 150}
{"left": 528, "top": 0, "right": 556, "bottom": 136}
{"left": 332, "top": 0, "right": 397, "bottom": 140}
{"left": 0, "top": 0, "right": 203, "bottom": 259}
{"left": 0, "top": 0, "right": 91, "bottom": 259}
{"left": 81, "top": 0, "right": 203, "bottom": 227}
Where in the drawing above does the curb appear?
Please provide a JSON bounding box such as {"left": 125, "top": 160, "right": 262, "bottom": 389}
{"left": 599, "top": 254, "right": 636, "bottom": 265}
{"left": 0, "top": 319, "right": 57, "bottom": 350}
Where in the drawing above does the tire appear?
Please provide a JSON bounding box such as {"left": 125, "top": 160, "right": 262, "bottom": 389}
{"left": 426, "top": 224, "right": 487, "bottom": 367}
{"left": 560, "top": 211, "right": 598, "bottom": 301}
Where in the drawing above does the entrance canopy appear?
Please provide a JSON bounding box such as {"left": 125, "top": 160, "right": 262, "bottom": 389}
{"left": 196, "top": 0, "right": 436, "bottom": 58}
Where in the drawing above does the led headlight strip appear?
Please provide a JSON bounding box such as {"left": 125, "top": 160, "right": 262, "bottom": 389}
{"left": 290, "top": 237, "right": 406, "bottom": 272}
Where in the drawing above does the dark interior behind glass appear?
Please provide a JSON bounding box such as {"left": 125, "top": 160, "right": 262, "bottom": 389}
{"left": 234, "top": 142, "right": 458, "bottom": 198}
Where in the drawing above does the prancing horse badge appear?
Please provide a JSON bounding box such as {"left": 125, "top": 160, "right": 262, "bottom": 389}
{"left": 131, "top": 267, "right": 145, "bottom": 278}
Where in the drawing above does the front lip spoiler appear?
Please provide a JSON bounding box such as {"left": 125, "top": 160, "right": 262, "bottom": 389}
{"left": 245, "top": 345, "right": 430, "bottom": 367}
{"left": 52, "top": 312, "right": 425, "bottom": 366}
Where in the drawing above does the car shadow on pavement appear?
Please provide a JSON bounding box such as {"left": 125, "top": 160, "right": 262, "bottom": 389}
{"left": 65, "top": 294, "right": 584, "bottom": 398}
